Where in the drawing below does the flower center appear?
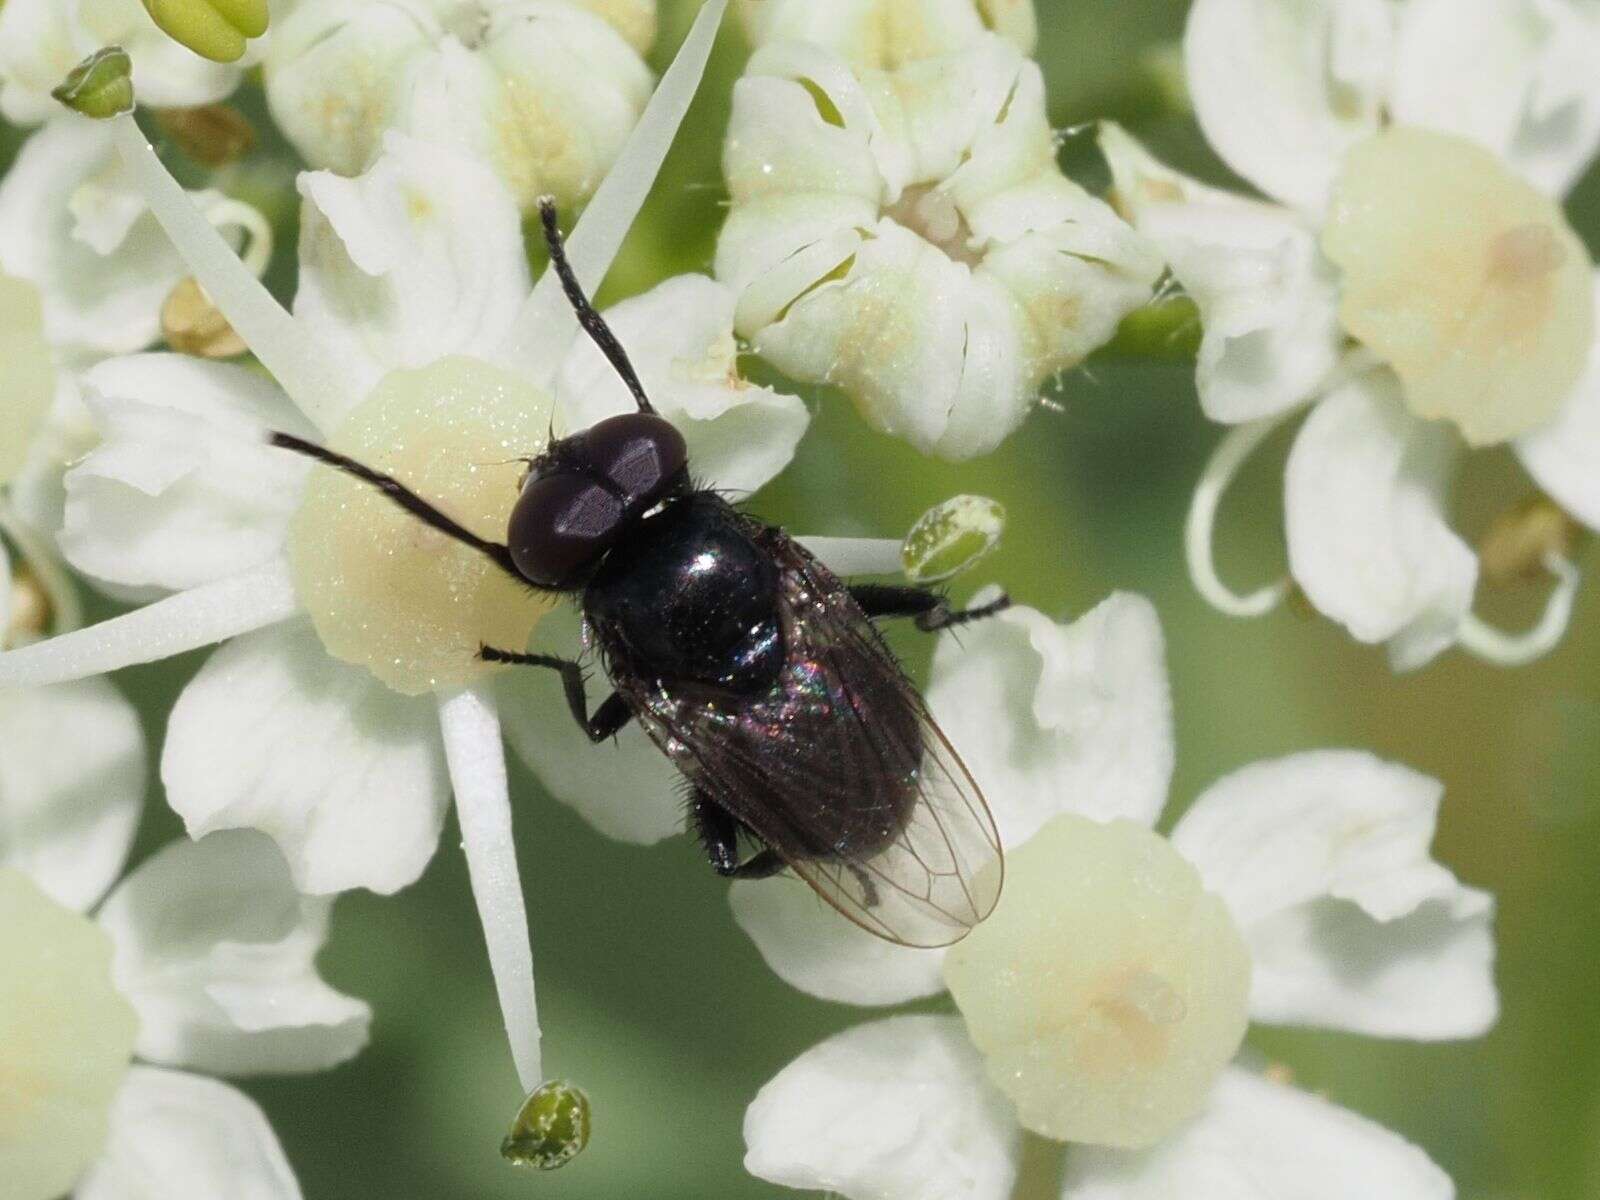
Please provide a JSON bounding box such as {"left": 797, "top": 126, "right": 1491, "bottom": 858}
{"left": 0, "top": 870, "right": 137, "bottom": 1200}
{"left": 942, "top": 815, "right": 1251, "bottom": 1150}
{"left": 287, "top": 356, "right": 558, "bottom": 696}
{"left": 1322, "top": 126, "right": 1595, "bottom": 447}
{"left": 0, "top": 274, "right": 55, "bottom": 488}
{"left": 884, "top": 184, "right": 984, "bottom": 267}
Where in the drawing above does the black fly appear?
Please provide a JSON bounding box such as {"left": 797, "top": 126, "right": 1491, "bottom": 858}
{"left": 272, "top": 201, "right": 1010, "bottom": 947}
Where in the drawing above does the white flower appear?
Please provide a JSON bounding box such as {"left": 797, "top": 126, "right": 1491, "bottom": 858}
{"left": 715, "top": 35, "right": 1163, "bottom": 459}
{"left": 0, "top": 0, "right": 799, "bottom": 1108}
{"left": 1101, "top": 0, "right": 1600, "bottom": 669}
{"left": 0, "top": 828, "right": 369, "bottom": 1200}
{"left": 739, "top": 589, "right": 1494, "bottom": 1197}
{"left": 0, "top": 0, "right": 248, "bottom": 124}
{"left": 263, "top": 0, "right": 656, "bottom": 213}
{"left": 0, "top": 113, "right": 271, "bottom": 616}
{"left": 734, "top": 0, "right": 1037, "bottom": 69}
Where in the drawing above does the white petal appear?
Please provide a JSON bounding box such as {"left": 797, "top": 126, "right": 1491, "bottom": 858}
{"left": 500, "top": 0, "right": 731, "bottom": 380}
{"left": 96, "top": 831, "right": 370, "bottom": 1075}
{"left": 925, "top": 590, "right": 1173, "bottom": 848}
{"left": 1518, "top": 273, "right": 1600, "bottom": 529}
{"left": 1391, "top": 0, "right": 1600, "bottom": 197}
{"left": 61, "top": 354, "right": 314, "bottom": 592}
{"left": 745, "top": 1015, "right": 1021, "bottom": 1200}
{"left": 729, "top": 874, "right": 947, "bottom": 1005}
{"left": 495, "top": 606, "right": 682, "bottom": 846}
{"left": 110, "top": 118, "right": 355, "bottom": 435}
{"left": 1060, "top": 1066, "right": 1453, "bottom": 1200}
{"left": 262, "top": 0, "right": 432, "bottom": 177}
{"left": 1285, "top": 374, "right": 1478, "bottom": 671}
{"left": 556, "top": 274, "right": 809, "bottom": 497}
{"left": 736, "top": 0, "right": 1035, "bottom": 69}
{"left": 161, "top": 619, "right": 450, "bottom": 896}
{"left": 437, "top": 686, "right": 542, "bottom": 1093}
{"left": 0, "top": 678, "right": 143, "bottom": 913}
{"left": 294, "top": 132, "right": 532, "bottom": 413}
{"left": 0, "top": 120, "right": 186, "bottom": 356}
{"left": 1184, "top": 0, "right": 1393, "bottom": 214}
{"left": 76, "top": 1067, "right": 302, "bottom": 1200}
{"left": 1100, "top": 124, "right": 1343, "bottom": 423}
{"left": 1171, "top": 750, "right": 1497, "bottom": 1040}
{"left": 754, "top": 219, "right": 1030, "bottom": 459}
{"left": 0, "top": 558, "right": 300, "bottom": 688}
{"left": 6, "top": 368, "right": 93, "bottom": 548}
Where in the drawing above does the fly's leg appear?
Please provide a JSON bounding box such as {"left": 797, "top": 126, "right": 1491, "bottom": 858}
{"left": 848, "top": 584, "right": 1012, "bottom": 632}
{"left": 478, "top": 645, "right": 631, "bottom": 742}
{"left": 847, "top": 863, "right": 881, "bottom": 908}
{"left": 691, "top": 791, "right": 786, "bottom": 879}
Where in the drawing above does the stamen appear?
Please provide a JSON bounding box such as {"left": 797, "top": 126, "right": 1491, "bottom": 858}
{"left": 201, "top": 196, "right": 274, "bottom": 278}
{"left": 1184, "top": 413, "right": 1295, "bottom": 619}
{"left": 1457, "top": 554, "right": 1580, "bottom": 668}
{"left": 110, "top": 117, "right": 354, "bottom": 433}
{"left": 437, "top": 686, "right": 545, "bottom": 1092}
{"left": 0, "top": 557, "right": 297, "bottom": 686}
{"left": 498, "top": 0, "right": 731, "bottom": 382}
{"left": 798, "top": 536, "right": 904, "bottom": 577}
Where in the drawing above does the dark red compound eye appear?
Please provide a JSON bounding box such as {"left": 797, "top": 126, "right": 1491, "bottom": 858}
{"left": 581, "top": 412, "right": 687, "bottom": 508}
{"left": 508, "top": 472, "right": 626, "bottom": 588}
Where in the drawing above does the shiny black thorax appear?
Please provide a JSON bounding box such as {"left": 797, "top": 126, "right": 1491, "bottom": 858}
{"left": 583, "top": 492, "right": 785, "bottom": 694}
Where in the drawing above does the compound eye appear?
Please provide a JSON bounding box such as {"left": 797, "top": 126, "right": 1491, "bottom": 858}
{"left": 582, "top": 412, "right": 687, "bottom": 510}
{"left": 508, "top": 471, "right": 625, "bottom": 588}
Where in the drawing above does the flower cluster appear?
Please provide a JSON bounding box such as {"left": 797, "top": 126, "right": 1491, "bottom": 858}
{"left": 1108, "top": 0, "right": 1600, "bottom": 670}
{"left": 0, "top": 0, "right": 1579, "bottom": 1194}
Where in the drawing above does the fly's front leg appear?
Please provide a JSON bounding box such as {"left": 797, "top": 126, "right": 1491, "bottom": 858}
{"left": 848, "top": 584, "right": 1012, "bottom": 632}
{"left": 478, "top": 645, "right": 631, "bottom": 742}
{"left": 691, "top": 791, "right": 786, "bottom": 879}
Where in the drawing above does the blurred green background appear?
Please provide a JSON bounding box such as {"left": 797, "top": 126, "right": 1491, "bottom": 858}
{"left": 10, "top": 1, "right": 1600, "bottom": 1196}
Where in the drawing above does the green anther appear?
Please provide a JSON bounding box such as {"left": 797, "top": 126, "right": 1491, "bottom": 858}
{"left": 50, "top": 47, "right": 134, "bottom": 119}
{"left": 902, "top": 495, "right": 1006, "bottom": 584}
{"left": 141, "top": 0, "right": 269, "bottom": 64}
{"left": 501, "top": 1080, "right": 591, "bottom": 1170}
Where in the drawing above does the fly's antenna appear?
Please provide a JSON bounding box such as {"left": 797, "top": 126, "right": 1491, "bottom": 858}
{"left": 537, "top": 197, "right": 656, "bottom": 415}
{"left": 269, "top": 432, "right": 523, "bottom": 581}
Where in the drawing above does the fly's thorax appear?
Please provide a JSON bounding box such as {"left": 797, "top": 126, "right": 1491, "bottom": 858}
{"left": 287, "top": 356, "right": 559, "bottom": 696}
{"left": 584, "top": 493, "right": 785, "bottom": 693}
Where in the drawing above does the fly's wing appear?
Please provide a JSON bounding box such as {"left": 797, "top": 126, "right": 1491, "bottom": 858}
{"left": 782, "top": 709, "right": 1005, "bottom": 948}
{"left": 622, "top": 530, "right": 1004, "bottom": 948}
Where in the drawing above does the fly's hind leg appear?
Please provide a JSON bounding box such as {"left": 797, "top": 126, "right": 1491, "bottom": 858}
{"left": 478, "top": 645, "right": 631, "bottom": 742}
{"left": 691, "top": 790, "right": 786, "bottom": 879}
{"left": 848, "top": 584, "right": 1012, "bottom": 632}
